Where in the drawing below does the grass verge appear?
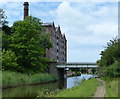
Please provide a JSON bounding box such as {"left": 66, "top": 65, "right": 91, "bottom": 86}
{"left": 2, "top": 71, "right": 58, "bottom": 88}
{"left": 51, "top": 78, "right": 98, "bottom": 97}
{"left": 101, "top": 77, "right": 118, "bottom": 97}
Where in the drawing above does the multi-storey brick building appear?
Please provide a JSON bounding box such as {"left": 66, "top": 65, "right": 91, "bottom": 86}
{"left": 23, "top": 2, "right": 67, "bottom": 63}
{"left": 43, "top": 22, "right": 67, "bottom": 63}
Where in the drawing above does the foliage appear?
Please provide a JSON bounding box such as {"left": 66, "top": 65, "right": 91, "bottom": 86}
{"left": 2, "top": 49, "right": 19, "bottom": 71}
{"left": 1, "top": 9, "right": 11, "bottom": 50}
{"left": 2, "top": 16, "right": 52, "bottom": 73}
{"left": 80, "top": 68, "right": 87, "bottom": 73}
{"left": 0, "top": 8, "right": 8, "bottom": 27}
{"left": 2, "top": 71, "right": 58, "bottom": 88}
{"left": 98, "top": 38, "right": 120, "bottom": 78}
{"left": 2, "top": 32, "right": 11, "bottom": 50}
{"left": 2, "top": 25, "right": 12, "bottom": 35}
{"left": 104, "top": 61, "right": 120, "bottom": 78}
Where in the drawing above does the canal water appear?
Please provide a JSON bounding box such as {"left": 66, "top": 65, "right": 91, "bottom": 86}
{"left": 67, "top": 74, "right": 94, "bottom": 88}
{"left": 2, "top": 74, "right": 97, "bottom": 98}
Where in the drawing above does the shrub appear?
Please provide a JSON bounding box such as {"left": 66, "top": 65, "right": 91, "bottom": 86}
{"left": 2, "top": 49, "right": 18, "bottom": 71}
{"left": 104, "top": 61, "right": 120, "bottom": 78}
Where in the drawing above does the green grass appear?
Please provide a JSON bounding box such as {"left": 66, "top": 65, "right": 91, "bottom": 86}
{"left": 51, "top": 78, "right": 98, "bottom": 97}
{"left": 2, "top": 71, "right": 58, "bottom": 88}
{"left": 101, "top": 77, "right": 119, "bottom": 97}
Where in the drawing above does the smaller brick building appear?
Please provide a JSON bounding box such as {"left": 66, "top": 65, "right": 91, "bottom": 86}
{"left": 42, "top": 22, "right": 67, "bottom": 63}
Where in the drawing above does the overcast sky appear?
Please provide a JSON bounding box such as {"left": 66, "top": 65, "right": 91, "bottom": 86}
{"left": 0, "top": 1, "right": 118, "bottom": 62}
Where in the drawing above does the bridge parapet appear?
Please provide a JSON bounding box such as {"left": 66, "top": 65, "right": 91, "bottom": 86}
{"left": 57, "top": 62, "right": 97, "bottom": 65}
{"left": 57, "top": 62, "right": 98, "bottom": 69}
{"left": 57, "top": 65, "right": 98, "bottom": 68}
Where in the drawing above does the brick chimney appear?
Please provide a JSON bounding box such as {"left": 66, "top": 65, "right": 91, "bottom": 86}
{"left": 23, "top": 2, "right": 29, "bottom": 19}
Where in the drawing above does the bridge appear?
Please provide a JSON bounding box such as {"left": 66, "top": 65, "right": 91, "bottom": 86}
{"left": 56, "top": 62, "right": 98, "bottom": 78}
{"left": 57, "top": 62, "right": 98, "bottom": 69}
{"left": 48, "top": 62, "right": 98, "bottom": 75}
{"left": 48, "top": 62, "right": 99, "bottom": 89}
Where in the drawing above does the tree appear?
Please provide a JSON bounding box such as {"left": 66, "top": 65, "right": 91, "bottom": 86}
{"left": 9, "top": 16, "right": 52, "bottom": 73}
{"left": 1, "top": 9, "right": 12, "bottom": 50}
{"left": 99, "top": 38, "right": 120, "bottom": 66}
{"left": 0, "top": 9, "right": 8, "bottom": 27}
{"left": 98, "top": 38, "right": 120, "bottom": 78}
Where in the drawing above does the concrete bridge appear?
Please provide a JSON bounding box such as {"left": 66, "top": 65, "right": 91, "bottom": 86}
{"left": 57, "top": 62, "right": 98, "bottom": 80}
{"left": 48, "top": 62, "right": 98, "bottom": 75}
{"left": 57, "top": 62, "right": 98, "bottom": 69}
{"left": 48, "top": 62, "right": 98, "bottom": 89}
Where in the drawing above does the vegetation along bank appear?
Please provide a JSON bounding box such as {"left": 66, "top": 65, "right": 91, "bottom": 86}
{"left": 2, "top": 71, "right": 58, "bottom": 89}
{"left": 101, "top": 77, "right": 119, "bottom": 97}
{"left": 48, "top": 78, "right": 98, "bottom": 97}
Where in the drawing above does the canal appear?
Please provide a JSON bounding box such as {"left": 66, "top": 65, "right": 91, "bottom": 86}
{"left": 2, "top": 74, "right": 97, "bottom": 98}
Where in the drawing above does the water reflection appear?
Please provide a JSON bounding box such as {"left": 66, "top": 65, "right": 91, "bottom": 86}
{"left": 2, "top": 82, "right": 59, "bottom": 98}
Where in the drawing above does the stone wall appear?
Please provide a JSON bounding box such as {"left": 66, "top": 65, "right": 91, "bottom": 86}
{"left": 48, "top": 62, "right": 58, "bottom": 76}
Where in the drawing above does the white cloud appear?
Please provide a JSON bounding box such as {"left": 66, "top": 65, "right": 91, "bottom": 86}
{"left": 52, "top": 1, "right": 118, "bottom": 62}
{"left": 88, "top": 22, "right": 118, "bottom": 38}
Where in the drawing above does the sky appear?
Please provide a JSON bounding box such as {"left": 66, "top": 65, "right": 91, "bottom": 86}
{"left": 0, "top": 0, "right": 118, "bottom": 63}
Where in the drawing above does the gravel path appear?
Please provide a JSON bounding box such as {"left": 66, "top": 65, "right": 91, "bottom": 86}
{"left": 93, "top": 78, "right": 106, "bottom": 99}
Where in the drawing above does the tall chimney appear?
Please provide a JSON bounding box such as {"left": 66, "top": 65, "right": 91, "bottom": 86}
{"left": 23, "top": 2, "right": 29, "bottom": 19}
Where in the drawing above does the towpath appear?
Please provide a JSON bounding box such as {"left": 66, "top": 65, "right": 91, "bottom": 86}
{"left": 93, "top": 78, "right": 106, "bottom": 99}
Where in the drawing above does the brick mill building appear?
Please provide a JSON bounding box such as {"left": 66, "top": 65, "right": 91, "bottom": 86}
{"left": 23, "top": 2, "right": 67, "bottom": 63}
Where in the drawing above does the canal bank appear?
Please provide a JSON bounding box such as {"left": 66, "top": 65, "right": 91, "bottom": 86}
{"left": 50, "top": 78, "right": 98, "bottom": 97}
{"left": 101, "top": 77, "right": 119, "bottom": 97}
{"left": 2, "top": 71, "right": 58, "bottom": 89}
{"left": 2, "top": 74, "right": 98, "bottom": 98}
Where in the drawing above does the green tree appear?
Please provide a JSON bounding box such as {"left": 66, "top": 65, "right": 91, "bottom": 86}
{"left": 0, "top": 8, "right": 8, "bottom": 71}
{"left": 9, "top": 16, "right": 52, "bottom": 73}
{"left": 0, "top": 8, "right": 8, "bottom": 27}
{"left": 99, "top": 38, "right": 120, "bottom": 67}
{"left": 98, "top": 38, "right": 120, "bottom": 78}
{"left": 1, "top": 9, "right": 12, "bottom": 50}
{"left": 2, "top": 32, "right": 11, "bottom": 50}
{"left": 2, "top": 49, "right": 19, "bottom": 71}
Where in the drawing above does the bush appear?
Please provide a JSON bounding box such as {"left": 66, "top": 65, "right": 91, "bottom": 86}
{"left": 2, "top": 49, "right": 18, "bottom": 71}
{"left": 104, "top": 61, "right": 120, "bottom": 78}
{"left": 98, "top": 38, "right": 120, "bottom": 78}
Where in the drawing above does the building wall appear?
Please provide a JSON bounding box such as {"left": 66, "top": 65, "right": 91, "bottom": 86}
{"left": 43, "top": 22, "right": 67, "bottom": 63}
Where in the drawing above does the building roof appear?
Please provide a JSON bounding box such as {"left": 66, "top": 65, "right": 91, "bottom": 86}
{"left": 55, "top": 27, "right": 59, "bottom": 31}
{"left": 42, "top": 22, "right": 53, "bottom": 27}
{"left": 42, "top": 22, "right": 67, "bottom": 40}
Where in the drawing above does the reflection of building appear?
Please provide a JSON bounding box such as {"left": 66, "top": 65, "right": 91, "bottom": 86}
{"left": 23, "top": 2, "right": 67, "bottom": 63}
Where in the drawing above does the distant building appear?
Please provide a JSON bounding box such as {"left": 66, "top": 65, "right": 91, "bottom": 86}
{"left": 23, "top": 2, "right": 67, "bottom": 63}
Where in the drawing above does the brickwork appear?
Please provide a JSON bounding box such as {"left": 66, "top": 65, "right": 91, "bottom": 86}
{"left": 23, "top": 2, "right": 29, "bottom": 19}
{"left": 42, "top": 22, "right": 67, "bottom": 63}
